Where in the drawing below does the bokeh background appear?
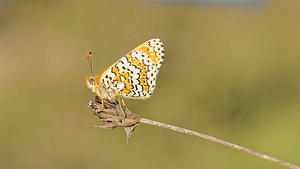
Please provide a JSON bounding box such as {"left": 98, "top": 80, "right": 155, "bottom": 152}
{"left": 1, "top": 0, "right": 299, "bottom": 168}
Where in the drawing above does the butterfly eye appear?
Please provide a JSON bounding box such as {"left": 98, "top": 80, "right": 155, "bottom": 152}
{"left": 89, "top": 79, "right": 94, "bottom": 85}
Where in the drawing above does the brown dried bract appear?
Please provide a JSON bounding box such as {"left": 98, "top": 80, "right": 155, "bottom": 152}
{"left": 88, "top": 96, "right": 141, "bottom": 144}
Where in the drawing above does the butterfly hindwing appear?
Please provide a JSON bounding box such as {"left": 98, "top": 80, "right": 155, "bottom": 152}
{"left": 100, "top": 38, "right": 165, "bottom": 99}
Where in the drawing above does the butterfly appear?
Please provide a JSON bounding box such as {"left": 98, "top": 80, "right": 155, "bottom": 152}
{"left": 86, "top": 38, "right": 165, "bottom": 116}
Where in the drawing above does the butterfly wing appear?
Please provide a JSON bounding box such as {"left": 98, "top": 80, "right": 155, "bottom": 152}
{"left": 99, "top": 38, "right": 165, "bottom": 99}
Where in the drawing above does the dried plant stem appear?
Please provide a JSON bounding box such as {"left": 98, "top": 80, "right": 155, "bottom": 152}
{"left": 88, "top": 96, "right": 299, "bottom": 169}
{"left": 140, "top": 118, "right": 300, "bottom": 169}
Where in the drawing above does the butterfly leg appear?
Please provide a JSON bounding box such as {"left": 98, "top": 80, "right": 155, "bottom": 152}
{"left": 95, "top": 87, "right": 104, "bottom": 112}
{"left": 111, "top": 93, "right": 127, "bottom": 118}
{"left": 121, "top": 98, "right": 130, "bottom": 112}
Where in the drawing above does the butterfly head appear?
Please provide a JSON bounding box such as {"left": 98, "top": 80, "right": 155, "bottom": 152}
{"left": 86, "top": 76, "right": 95, "bottom": 90}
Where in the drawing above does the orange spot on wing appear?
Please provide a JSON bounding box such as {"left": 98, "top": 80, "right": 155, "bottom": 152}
{"left": 127, "top": 54, "right": 132, "bottom": 60}
{"left": 136, "top": 61, "right": 143, "bottom": 67}
{"left": 140, "top": 72, "right": 146, "bottom": 78}
{"left": 141, "top": 66, "right": 148, "bottom": 72}
{"left": 130, "top": 58, "right": 137, "bottom": 64}
{"left": 125, "top": 84, "right": 133, "bottom": 89}
{"left": 113, "top": 75, "right": 121, "bottom": 83}
{"left": 122, "top": 72, "right": 129, "bottom": 79}
{"left": 140, "top": 79, "right": 147, "bottom": 85}
{"left": 112, "top": 67, "right": 119, "bottom": 75}
{"left": 143, "top": 86, "right": 149, "bottom": 93}
{"left": 122, "top": 89, "right": 131, "bottom": 94}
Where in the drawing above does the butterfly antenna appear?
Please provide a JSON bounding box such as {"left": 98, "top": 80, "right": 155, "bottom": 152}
{"left": 86, "top": 52, "right": 93, "bottom": 77}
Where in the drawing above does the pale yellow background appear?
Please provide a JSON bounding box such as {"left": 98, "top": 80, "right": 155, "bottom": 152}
{"left": 0, "top": 0, "right": 299, "bottom": 168}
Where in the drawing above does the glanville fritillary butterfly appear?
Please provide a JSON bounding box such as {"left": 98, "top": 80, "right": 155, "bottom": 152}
{"left": 86, "top": 38, "right": 165, "bottom": 116}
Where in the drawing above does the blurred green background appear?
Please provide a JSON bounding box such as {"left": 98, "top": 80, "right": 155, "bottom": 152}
{"left": 1, "top": 0, "right": 299, "bottom": 168}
